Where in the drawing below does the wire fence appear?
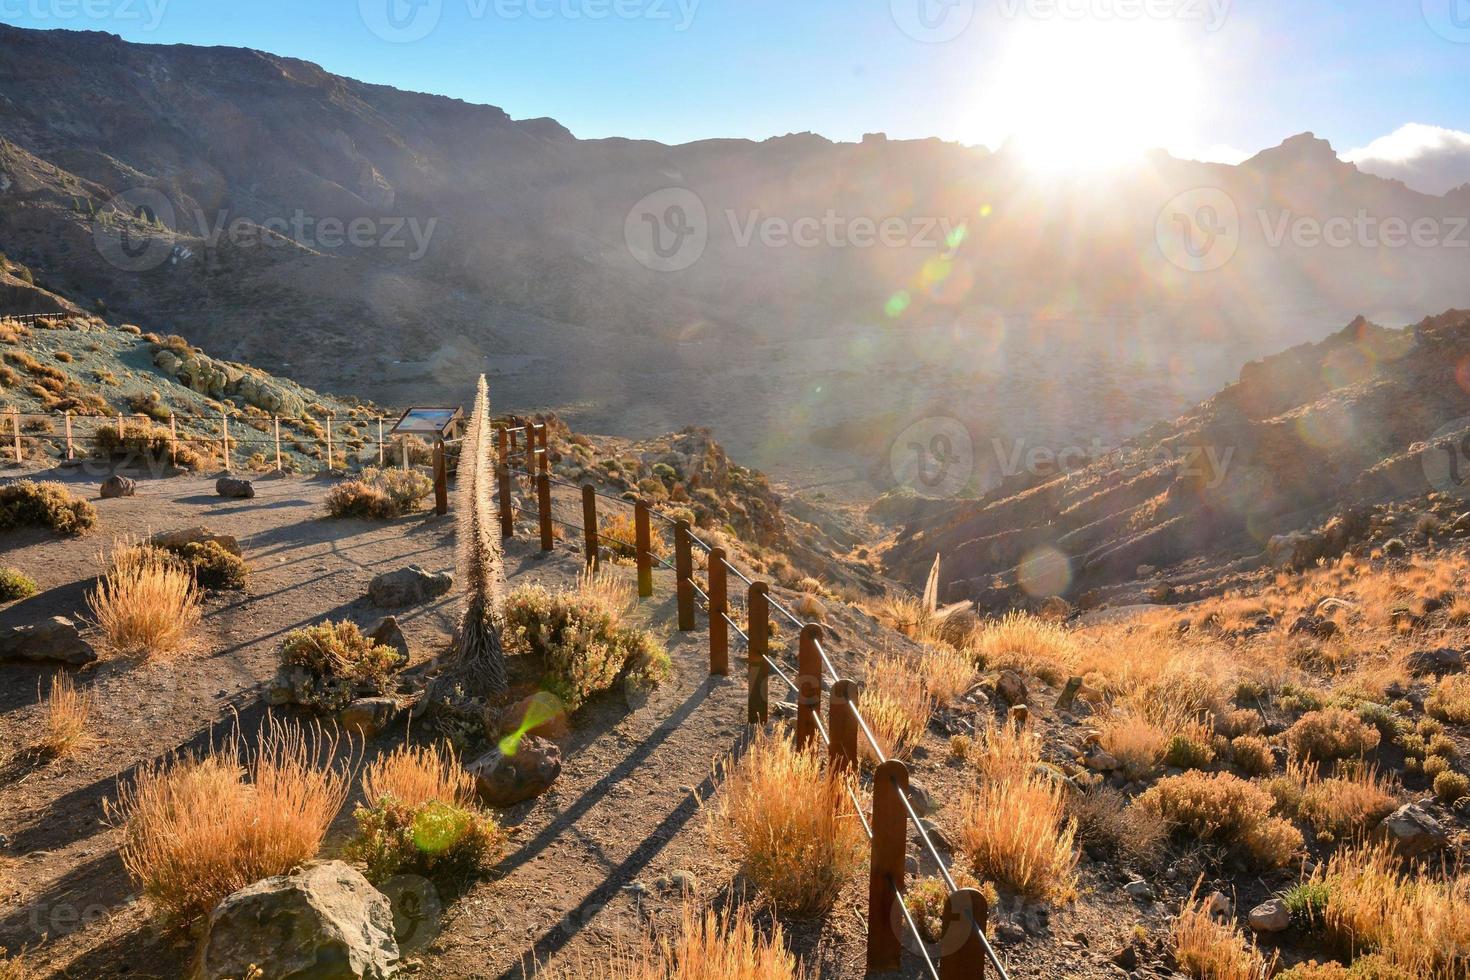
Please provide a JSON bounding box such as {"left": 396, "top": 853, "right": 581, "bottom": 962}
{"left": 493, "top": 419, "right": 1007, "bottom": 980}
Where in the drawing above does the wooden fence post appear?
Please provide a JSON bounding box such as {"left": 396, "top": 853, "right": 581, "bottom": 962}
{"left": 9, "top": 408, "right": 19, "bottom": 465}
{"left": 796, "top": 624, "right": 823, "bottom": 751}
{"left": 274, "top": 417, "right": 283, "bottom": 472}
{"left": 221, "top": 414, "right": 231, "bottom": 473}
{"left": 708, "top": 547, "right": 729, "bottom": 676}
{"left": 747, "top": 581, "right": 770, "bottom": 725}
{"left": 675, "top": 519, "right": 695, "bottom": 631}
{"left": 634, "top": 500, "right": 653, "bottom": 598}
{"left": 867, "top": 759, "right": 910, "bottom": 975}
{"left": 325, "top": 417, "right": 334, "bottom": 471}
{"left": 537, "top": 472, "right": 552, "bottom": 551}
{"left": 497, "top": 425, "right": 508, "bottom": 465}
{"left": 377, "top": 417, "right": 385, "bottom": 467}
{"left": 940, "top": 888, "right": 989, "bottom": 979}
{"left": 829, "top": 679, "right": 859, "bottom": 774}
{"left": 536, "top": 422, "right": 549, "bottom": 474}
{"left": 497, "top": 461, "right": 514, "bottom": 538}
{"left": 64, "top": 411, "right": 73, "bottom": 460}
{"left": 582, "top": 485, "right": 599, "bottom": 567}
{"left": 434, "top": 439, "right": 449, "bottom": 516}
{"left": 169, "top": 413, "right": 177, "bottom": 468}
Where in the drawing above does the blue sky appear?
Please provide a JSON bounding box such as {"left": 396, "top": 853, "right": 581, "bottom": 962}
{"left": 2, "top": 0, "right": 1468, "bottom": 170}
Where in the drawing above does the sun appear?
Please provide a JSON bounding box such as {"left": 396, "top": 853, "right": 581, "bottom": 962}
{"left": 968, "top": 19, "right": 1208, "bottom": 174}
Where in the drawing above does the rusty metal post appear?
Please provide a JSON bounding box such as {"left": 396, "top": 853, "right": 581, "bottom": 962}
{"left": 675, "top": 519, "right": 695, "bottom": 630}
{"left": 537, "top": 472, "right": 553, "bottom": 551}
{"left": 829, "top": 679, "right": 859, "bottom": 774}
{"left": 634, "top": 500, "right": 653, "bottom": 598}
{"left": 708, "top": 548, "right": 729, "bottom": 676}
{"left": 747, "top": 582, "right": 770, "bottom": 725}
{"left": 582, "top": 485, "right": 599, "bottom": 567}
{"left": 867, "top": 759, "right": 910, "bottom": 975}
{"left": 433, "top": 439, "right": 449, "bottom": 516}
{"left": 64, "top": 411, "right": 73, "bottom": 460}
{"left": 940, "top": 888, "right": 989, "bottom": 979}
{"left": 497, "top": 461, "right": 514, "bottom": 538}
{"left": 796, "top": 624, "right": 823, "bottom": 751}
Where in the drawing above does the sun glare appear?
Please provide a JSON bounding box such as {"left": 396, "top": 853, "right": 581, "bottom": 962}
{"left": 971, "top": 21, "right": 1207, "bottom": 174}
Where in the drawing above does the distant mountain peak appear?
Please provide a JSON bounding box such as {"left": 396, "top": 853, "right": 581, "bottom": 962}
{"left": 1243, "top": 131, "right": 1347, "bottom": 171}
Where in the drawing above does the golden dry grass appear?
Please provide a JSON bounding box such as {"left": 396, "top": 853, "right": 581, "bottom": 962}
{"left": 577, "top": 564, "right": 635, "bottom": 614}
{"left": 707, "top": 728, "right": 865, "bottom": 917}
{"left": 87, "top": 540, "right": 201, "bottom": 659}
{"left": 967, "top": 611, "right": 1074, "bottom": 683}
{"left": 107, "top": 719, "right": 350, "bottom": 924}
{"left": 867, "top": 593, "right": 941, "bottom": 645}
{"left": 964, "top": 718, "right": 1043, "bottom": 783}
{"left": 955, "top": 772, "right": 1078, "bottom": 903}
{"left": 36, "top": 673, "right": 94, "bottom": 759}
{"left": 1136, "top": 771, "right": 1302, "bottom": 869}
{"left": 857, "top": 652, "right": 934, "bottom": 762}
{"left": 916, "top": 643, "right": 977, "bottom": 708}
{"left": 1427, "top": 673, "right": 1470, "bottom": 724}
{"left": 1098, "top": 710, "right": 1169, "bottom": 779}
{"left": 552, "top": 902, "right": 806, "bottom": 980}
{"left": 1173, "top": 891, "right": 1273, "bottom": 980}
{"left": 1290, "top": 763, "right": 1398, "bottom": 840}
{"left": 362, "top": 742, "right": 475, "bottom": 810}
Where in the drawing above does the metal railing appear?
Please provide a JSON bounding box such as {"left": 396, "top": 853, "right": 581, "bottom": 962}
{"left": 492, "top": 420, "right": 1007, "bottom": 980}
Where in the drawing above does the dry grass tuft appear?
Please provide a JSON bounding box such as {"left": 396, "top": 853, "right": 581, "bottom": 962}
{"left": 363, "top": 742, "right": 476, "bottom": 810}
{"left": 1098, "top": 710, "right": 1169, "bottom": 779}
{"left": 553, "top": 902, "right": 806, "bottom": 980}
{"left": 956, "top": 771, "right": 1078, "bottom": 903}
{"left": 36, "top": 673, "right": 94, "bottom": 759}
{"left": 87, "top": 540, "right": 201, "bottom": 659}
{"left": 916, "top": 643, "right": 977, "bottom": 708}
{"left": 1426, "top": 673, "right": 1470, "bottom": 724}
{"left": 107, "top": 719, "right": 350, "bottom": 924}
{"left": 1173, "top": 890, "right": 1274, "bottom": 980}
{"left": 857, "top": 653, "right": 934, "bottom": 762}
{"left": 968, "top": 612, "right": 1074, "bottom": 683}
{"left": 707, "top": 728, "right": 866, "bottom": 917}
{"left": 1291, "top": 763, "right": 1398, "bottom": 841}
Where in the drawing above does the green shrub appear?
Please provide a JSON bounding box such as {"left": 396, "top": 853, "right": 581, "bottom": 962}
{"left": 502, "top": 583, "right": 670, "bottom": 711}
{"left": 0, "top": 480, "right": 96, "bottom": 534}
{"left": 1282, "top": 880, "right": 1332, "bottom": 930}
{"left": 0, "top": 567, "right": 37, "bottom": 601}
{"left": 904, "top": 871, "right": 994, "bottom": 944}
{"left": 344, "top": 796, "right": 505, "bottom": 886}
{"left": 1285, "top": 709, "right": 1381, "bottom": 761}
{"left": 279, "top": 621, "right": 400, "bottom": 711}
{"left": 1135, "top": 770, "right": 1302, "bottom": 868}
{"left": 1230, "top": 735, "right": 1275, "bottom": 776}
{"left": 1163, "top": 731, "right": 1216, "bottom": 770}
{"left": 163, "top": 540, "right": 247, "bottom": 590}
{"left": 1434, "top": 770, "right": 1469, "bottom": 804}
{"left": 324, "top": 468, "right": 432, "bottom": 520}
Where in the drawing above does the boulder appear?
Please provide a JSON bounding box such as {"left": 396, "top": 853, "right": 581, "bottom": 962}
{"left": 1407, "top": 647, "right": 1464, "bottom": 676}
{"left": 905, "top": 780, "right": 936, "bottom": 817}
{"left": 195, "top": 861, "right": 398, "bottom": 980}
{"left": 996, "top": 670, "right": 1028, "bottom": 707}
{"left": 1267, "top": 531, "right": 1319, "bottom": 569}
{"left": 1247, "top": 898, "right": 1290, "bottom": 933}
{"left": 215, "top": 478, "right": 255, "bottom": 500}
{"left": 0, "top": 616, "right": 96, "bottom": 665}
{"left": 495, "top": 691, "right": 569, "bottom": 740}
{"left": 468, "top": 735, "right": 561, "bottom": 807}
{"left": 1379, "top": 802, "right": 1449, "bottom": 856}
{"left": 1082, "top": 744, "right": 1120, "bottom": 771}
{"left": 100, "top": 475, "right": 136, "bottom": 499}
{"left": 339, "top": 697, "right": 401, "bottom": 739}
{"left": 367, "top": 616, "right": 411, "bottom": 667}
{"left": 151, "top": 526, "right": 242, "bottom": 557}
{"left": 368, "top": 566, "right": 453, "bottom": 608}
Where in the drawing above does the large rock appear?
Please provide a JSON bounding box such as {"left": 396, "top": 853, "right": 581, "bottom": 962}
{"left": 0, "top": 616, "right": 96, "bottom": 665}
{"left": 100, "top": 475, "right": 136, "bottom": 499}
{"left": 195, "top": 861, "right": 399, "bottom": 980}
{"left": 1247, "top": 898, "right": 1290, "bottom": 933}
{"left": 339, "top": 697, "right": 402, "bottom": 739}
{"left": 368, "top": 566, "right": 453, "bottom": 608}
{"left": 151, "top": 526, "right": 242, "bottom": 557}
{"left": 1379, "top": 802, "right": 1449, "bottom": 857}
{"left": 469, "top": 735, "right": 561, "bottom": 807}
{"left": 495, "top": 691, "right": 569, "bottom": 741}
{"left": 215, "top": 477, "right": 255, "bottom": 500}
{"left": 368, "top": 616, "right": 411, "bottom": 667}
{"left": 996, "top": 670, "right": 1029, "bottom": 707}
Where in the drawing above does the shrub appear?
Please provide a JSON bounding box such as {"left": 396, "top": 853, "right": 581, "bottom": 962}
{"left": 956, "top": 771, "right": 1078, "bottom": 902}
{"left": 1173, "top": 891, "right": 1273, "bottom": 980}
{"left": 708, "top": 729, "right": 866, "bottom": 916}
{"left": 1276, "top": 955, "right": 1415, "bottom": 979}
{"left": 1434, "top": 770, "right": 1469, "bottom": 804}
{"left": 107, "top": 720, "right": 349, "bottom": 924}
{"left": 1426, "top": 674, "right": 1470, "bottom": 724}
{"left": 1067, "top": 786, "right": 1169, "bottom": 867}
{"left": 598, "top": 510, "right": 670, "bottom": 563}
{"left": 858, "top": 653, "right": 934, "bottom": 762}
{"left": 1230, "top": 735, "right": 1275, "bottom": 776}
{"left": 904, "top": 870, "right": 995, "bottom": 944}
{"left": 87, "top": 543, "right": 201, "bottom": 658}
{"left": 917, "top": 644, "right": 977, "bottom": 708}
{"left": 0, "top": 567, "right": 37, "bottom": 601}
{"left": 1423, "top": 754, "right": 1449, "bottom": 780}
{"left": 36, "top": 673, "right": 94, "bottom": 759}
{"left": 1282, "top": 880, "right": 1332, "bottom": 929}
{"left": 1163, "top": 725, "right": 1217, "bottom": 770}
{"left": 324, "top": 467, "right": 432, "bottom": 520}
{"left": 1285, "top": 709, "right": 1381, "bottom": 761}
{"left": 1426, "top": 734, "right": 1459, "bottom": 759}
{"left": 93, "top": 420, "right": 201, "bottom": 468}
{"left": 501, "top": 583, "right": 669, "bottom": 712}
{"left": 279, "top": 621, "right": 400, "bottom": 712}
{"left": 165, "top": 540, "right": 247, "bottom": 590}
{"left": 346, "top": 797, "right": 505, "bottom": 886}
{"left": 0, "top": 480, "right": 96, "bottom": 535}
{"left": 1136, "top": 771, "right": 1302, "bottom": 868}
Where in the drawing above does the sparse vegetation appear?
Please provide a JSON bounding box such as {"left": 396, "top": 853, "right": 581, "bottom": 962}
{"left": 0, "top": 480, "right": 96, "bottom": 535}
{"left": 0, "top": 567, "right": 37, "bottom": 601}
{"left": 1426, "top": 674, "right": 1470, "bottom": 724}
{"left": 324, "top": 466, "right": 432, "bottom": 519}
{"left": 35, "top": 673, "right": 94, "bottom": 759}
{"left": 1136, "top": 771, "right": 1302, "bottom": 868}
{"left": 279, "top": 621, "right": 400, "bottom": 711}
{"left": 557, "top": 903, "right": 806, "bottom": 980}
{"left": 857, "top": 652, "right": 934, "bottom": 761}
{"left": 87, "top": 540, "right": 201, "bottom": 658}
{"left": 1173, "top": 891, "right": 1273, "bottom": 980}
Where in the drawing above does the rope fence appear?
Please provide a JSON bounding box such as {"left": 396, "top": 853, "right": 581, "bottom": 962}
{"left": 491, "top": 418, "right": 1006, "bottom": 980}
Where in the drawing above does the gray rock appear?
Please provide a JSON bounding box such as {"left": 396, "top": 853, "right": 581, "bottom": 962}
{"left": 367, "top": 616, "right": 411, "bottom": 667}
{"left": 905, "top": 779, "right": 936, "bottom": 817}
{"left": 339, "top": 697, "right": 401, "bottom": 739}
{"left": 151, "top": 526, "right": 242, "bottom": 557}
{"left": 1379, "top": 802, "right": 1449, "bottom": 856}
{"left": 917, "top": 818, "right": 951, "bottom": 852}
{"left": 215, "top": 477, "right": 255, "bottom": 499}
{"left": 469, "top": 735, "right": 562, "bottom": 807}
{"left": 100, "top": 475, "right": 135, "bottom": 499}
{"left": 1407, "top": 647, "right": 1464, "bottom": 676}
{"left": 1123, "top": 879, "right": 1155, "bottom": 901}
{"left": 1247, "top": 898, "right": 1290, "bottom": 933}
{"left": 368, "top": 566, "right": 453, "bottom": 607}
{"left": 1083, "top": 744, "right": 1120, "bottom": 771}
{"left": 0, "top": 616, "right": 96, "bottom": 665}
{"left": 196, "top": 860, "right": 398, "bottom": 980}
{"left": 377, "top": 875, "right": 442, "bottom": 955}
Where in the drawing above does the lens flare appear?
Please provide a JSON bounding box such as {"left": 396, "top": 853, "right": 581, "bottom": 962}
{"left": 1017, "top": 546, "right": 1072, "bottom": 598}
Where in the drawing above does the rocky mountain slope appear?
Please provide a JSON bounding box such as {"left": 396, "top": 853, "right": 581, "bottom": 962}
{"left": 884, "top": 308, "right": 1470, "bottom": 607}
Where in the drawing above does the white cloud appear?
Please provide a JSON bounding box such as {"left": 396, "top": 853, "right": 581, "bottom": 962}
{"left": 1344, "top": 123, "right": 1470, "bottom": 196}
